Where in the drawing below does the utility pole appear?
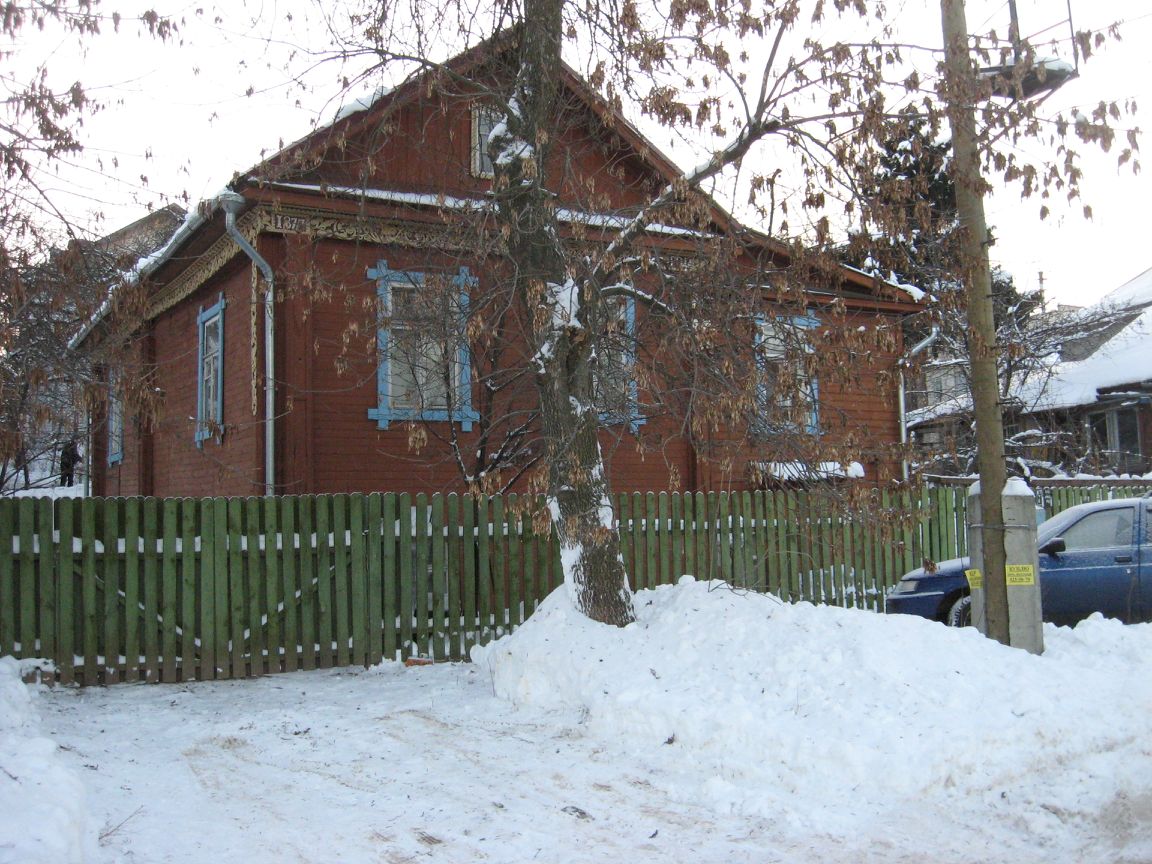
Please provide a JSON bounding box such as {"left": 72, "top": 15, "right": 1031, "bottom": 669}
{"left": 939, "top": 0, "right": 1011, "bottom": 645}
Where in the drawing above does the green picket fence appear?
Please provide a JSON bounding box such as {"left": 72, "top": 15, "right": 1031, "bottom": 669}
{"left": 2, "top": 481, "right": 1148, "bottom": 685}
{"left": 924, "top": 477, "right": 1152, "bottom": 537}
{"left": 0, "top": 493, "right": 561, "bottom": 685}
{"left": 1031, "top": 480, "right": 1152, "bottom": 514}
{"left": 616, "top": 488, "right": 942, "bottom": 607}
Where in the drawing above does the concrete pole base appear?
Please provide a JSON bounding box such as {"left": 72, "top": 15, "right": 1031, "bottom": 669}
{"left": 966, "top": 479, "right": 1044, "bottom": 654}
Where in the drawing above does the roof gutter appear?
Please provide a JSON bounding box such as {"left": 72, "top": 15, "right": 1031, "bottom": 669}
{"left": 218, "top": 191, "right": 276, "bottom": 497}
{"left": 899, "top": 326, "right": 941, "bottom": 481}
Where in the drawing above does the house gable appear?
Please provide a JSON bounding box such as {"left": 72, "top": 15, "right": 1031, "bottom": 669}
{"left": 240, "top": 35, "right": 738, "bottom": 240}
{"left": 92, "top": 30, "right": 915, "bottom": 333}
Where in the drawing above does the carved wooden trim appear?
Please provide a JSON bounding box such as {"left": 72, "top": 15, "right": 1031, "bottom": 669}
{"left": 250, "top": 265, "right": 260, "bottom": 416}
{"left": 258, "top": 206, "right": 474, "bottom": 251}
{"left": 145, "top": 206, "right": 473, "bottom": 322}
{"left": 146, "top": 213, "right": 255, "bottom": 318}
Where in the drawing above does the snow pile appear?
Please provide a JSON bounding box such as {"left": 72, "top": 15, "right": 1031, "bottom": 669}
{"left": 473, "top": 578, "right": 1152, "bottom": 836}
{"left": 0, "top": 658, "right": 98, "bottom": 864}
{"left": 22, "top": 582, "right": 1152, "bottom": 863}
{"left": 332, "top": 84, "right": 394, "bottom": 122}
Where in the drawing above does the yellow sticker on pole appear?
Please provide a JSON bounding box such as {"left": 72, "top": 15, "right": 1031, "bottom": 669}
{"left": 965, "top": 568, "right": 983, "bottom": 589}
{"left": 1006, "top": 564, "right": 1036, "bottom": 586}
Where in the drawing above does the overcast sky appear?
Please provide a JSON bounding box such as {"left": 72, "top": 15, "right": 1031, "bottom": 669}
{"left": 14, "top": 0, "right": 1150, "bottom": 307}
{"left": 974, "top": 1, "right": 1152, "bottom": 305}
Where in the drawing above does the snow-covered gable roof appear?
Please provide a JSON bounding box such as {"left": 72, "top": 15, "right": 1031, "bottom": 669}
{"left": 1100, "top": 266, "right": 1152, "bottom": 311}
{"left": 67, "top": 204, "right": 200, "bottom": 349}
{"left": 239, "top": 34, "right": 916, "bottom": 304}
{"left": 241, "top": 30, "right": 702, "bottom": 219}
{"left": 905, "top": 390, "right": 972, "bottom": 429}
{"left": 1021, "top": 298, "right": 1152, "bottom": 413}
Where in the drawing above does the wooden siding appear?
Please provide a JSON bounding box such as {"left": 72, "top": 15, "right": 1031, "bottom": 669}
{"left": 271, "top": 234, "right": 708, "bottom": 494}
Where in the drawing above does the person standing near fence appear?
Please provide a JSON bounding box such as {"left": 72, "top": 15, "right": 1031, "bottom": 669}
{"left": 59, "top": 439, "right": 81, "bottom": 487}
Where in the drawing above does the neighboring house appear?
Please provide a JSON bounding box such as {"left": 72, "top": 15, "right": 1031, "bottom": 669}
{"left": 905, "top": 356, "right": 969, "bottom": 453}
{"left": 78, "top": 39, "right": 920, "bottom": 498}
{"left": 1016, "top": 269, "right": 1152, "bottom": 474}
{"left": 1, "top": 205, "right": 184, "bottom": 493}
{"left": 908, "top": 268, "right": 1152, "bottom": 476}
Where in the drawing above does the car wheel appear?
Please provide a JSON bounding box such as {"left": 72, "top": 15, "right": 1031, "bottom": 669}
{"left": 946, "top": 595, "right": 972, "bottom": 627}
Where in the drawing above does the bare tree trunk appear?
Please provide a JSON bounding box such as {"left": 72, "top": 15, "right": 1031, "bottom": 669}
{"left": 940, "top": 0, "right": 1010, "bottom": 645}
{"left": 538, "top": 356, "right": 636, "bottom": 625}
{"left": 491, "top": 0, "right": 634, "bottom": 625}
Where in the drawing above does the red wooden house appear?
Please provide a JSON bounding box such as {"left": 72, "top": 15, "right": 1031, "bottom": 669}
{"left": 82, "top": 42, "right": 920, "bottom": 498}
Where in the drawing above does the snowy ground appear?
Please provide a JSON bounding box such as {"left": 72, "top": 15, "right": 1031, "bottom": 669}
{"left": 5, "top": 578, "right": 1152, "bottom": 864}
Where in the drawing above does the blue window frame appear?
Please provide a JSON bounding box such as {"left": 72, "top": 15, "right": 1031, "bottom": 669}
{"left": 366, "top": 261, "right": 479, "bottom": 431}
{"left": 596, "top": 295, "right": 645, "bottom": 433}
{"left": 107, "top": 369, "right": 123, "bottom": 465}
{"left": 195, "top": 294, "right": 226, "bottom": 445}
{"left": 755, "top": 313, "right": 820, "bottom": 434}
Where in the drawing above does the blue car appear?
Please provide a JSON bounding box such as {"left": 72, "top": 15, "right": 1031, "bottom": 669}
{"left": 886, "top": 496, "right": 1151, "bottom": 627}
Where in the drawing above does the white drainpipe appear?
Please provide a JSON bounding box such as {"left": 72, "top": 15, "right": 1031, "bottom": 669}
{"left": 899, "top": 325, "right": 941, "bottom": 481}
{"left": 217, "top": 191, "right": 276, "bottom": 497}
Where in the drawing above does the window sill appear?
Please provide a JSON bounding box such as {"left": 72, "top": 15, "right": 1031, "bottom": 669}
{"left": 752, "top": 420, "right": 821, "bottom": 438}
{"left": 195, "top": 426, "right": 224, "bottom": 448}
{"left": 368, "top": 407, "right": 478, "bottom": 432}
{"left": 600, "top": 413, "right": 646, "bottom": 435}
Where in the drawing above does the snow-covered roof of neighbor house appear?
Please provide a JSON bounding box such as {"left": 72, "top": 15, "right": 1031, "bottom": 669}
{"left": 754, "top": 460, "right": 865, "bottom": 481}
{"left": 910, "top": 267, "right": 1152, "bottom": 425}
{"left": 1099, "top": 266, "right": 1152, "bottom": 311}
{"left": 68, "top": 203, "right": 214, "bottom": 349}
{"left": 1021, "top": 298, "right": 1152, "bottom": 413}
{"left": 906, "top": 392, "right": 972, "bottom": 428}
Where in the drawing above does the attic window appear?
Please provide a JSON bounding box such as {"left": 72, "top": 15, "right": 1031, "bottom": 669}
{"left": 472, "top": 107, "right": 498, "bottom": 178}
